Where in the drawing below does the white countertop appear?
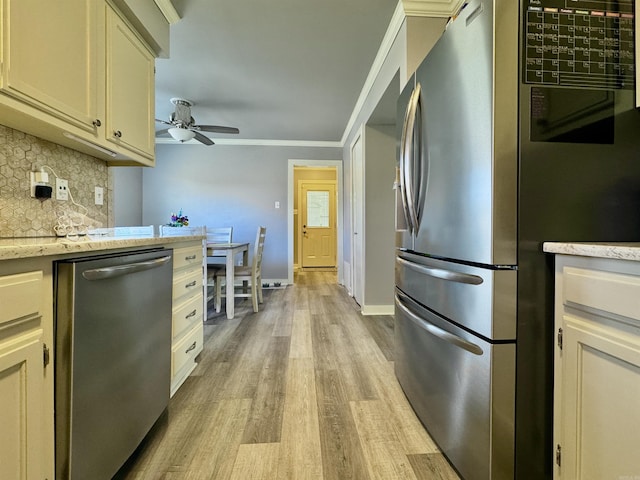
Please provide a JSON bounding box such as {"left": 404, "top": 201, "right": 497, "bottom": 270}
{"left": 0, "top": 234, "right": 205, "bottom": 261}
{"left": 543, "top": 242, "right": 640, "bottom": 261}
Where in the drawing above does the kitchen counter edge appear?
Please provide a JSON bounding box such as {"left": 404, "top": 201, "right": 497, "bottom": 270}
{"left": 0, "top": 235, "right": 206, "bottom": 261}
{"left": 543, "top": 242, "right": 640, "bottom": 261}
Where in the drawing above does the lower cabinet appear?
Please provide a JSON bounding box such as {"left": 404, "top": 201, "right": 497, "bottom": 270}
{"left": 0, "top": 270, "right": 46, "bottom": 480}
{"left": 170, "top": 241, "right": 205, "bottom": 396}
{"left": 553, "top": 255, "right": 640, "bottom": 480}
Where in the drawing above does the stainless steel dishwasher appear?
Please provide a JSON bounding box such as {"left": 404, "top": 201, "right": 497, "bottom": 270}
{"left": 54, "top": 248, "right": 173, "bottom": 480}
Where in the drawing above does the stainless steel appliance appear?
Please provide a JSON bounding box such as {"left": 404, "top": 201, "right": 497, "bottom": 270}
{"left": 395, "top": 1, "right": 640, "bottom": 479}
{"left": 55, "top": 249, "right": 173, "bottom": 480}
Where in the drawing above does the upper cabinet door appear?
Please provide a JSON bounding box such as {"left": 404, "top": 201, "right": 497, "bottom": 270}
{"left": 105, "top": 6, "right": 155, "bottom": 159}
{"left": 0, "top": 0, "right": 98, "bottom": 131}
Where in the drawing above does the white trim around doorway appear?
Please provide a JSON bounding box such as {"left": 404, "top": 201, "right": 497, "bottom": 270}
{"left": 287, "top": 159, "right": 343, "bottom": 285}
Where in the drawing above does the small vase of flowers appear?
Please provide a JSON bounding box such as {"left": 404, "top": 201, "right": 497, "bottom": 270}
{"left": 168, "top": 209, "right": 189, "bottom": 227}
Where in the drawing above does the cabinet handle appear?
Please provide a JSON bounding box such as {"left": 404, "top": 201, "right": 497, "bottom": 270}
{"left": 113, "top": 130, "right": 122, "bottom": 138}
{"left": 186, "top": 309, "right": 197, "bottom": 319}
{"left": 185, "top": 254, "right": 197, "bottom": 260}
{"left": 185, "top": 280, "right": 197, "bottom": 288}
{"left": 92, "top": 119, "right": 102, "bottom": 127}
{"left": 185, "top": 341, "right": 197, "bottom": 354}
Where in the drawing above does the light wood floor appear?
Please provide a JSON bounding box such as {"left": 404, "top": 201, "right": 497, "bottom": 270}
{"left": 114, "top": 271, "right": 460, "bottom": 480}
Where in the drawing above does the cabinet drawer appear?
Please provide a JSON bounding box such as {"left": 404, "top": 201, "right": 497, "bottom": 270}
{"left": 564, "top": 266, "right": 640, "bottom": 322}
{"left": 172, "top": 323, "right": 203, "bottom": 377}
{"left": 173, "top": 295, "right": 203, "bottom": 339}
{"left": 173, "top": 245, "right": 203, "bottom": 271}
{"left": 0, "top": 271, "right": 43, "bottom": 325}
{"left": 172, "top": 269, "right": 202, "bottom": 301}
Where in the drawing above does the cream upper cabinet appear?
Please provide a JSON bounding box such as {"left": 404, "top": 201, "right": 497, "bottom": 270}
{"left": 553, "top": 254, "right": 640, "bottom": 480}
{"left": 0, "top": 0, "right": 157, "bottom": 166}
{"left": 105, "top": 4, "right": 155, "bottom": 159}
{"left": 0, "top": 0, "right": 99, "bottom": 131}
{"left": 0, "top": 271, "right": 46, "bottom": 480}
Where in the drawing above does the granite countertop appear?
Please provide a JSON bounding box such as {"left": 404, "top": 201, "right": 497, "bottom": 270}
{"left": 0, "top": 234, "right": 205, "bottom": 261}
{"left": 543, "top": 242, "right": 640, "bottom": 261}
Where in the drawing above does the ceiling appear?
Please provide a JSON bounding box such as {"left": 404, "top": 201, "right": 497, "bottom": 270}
{"left": 154, "top": 0, "right": 399, "bottom": 146}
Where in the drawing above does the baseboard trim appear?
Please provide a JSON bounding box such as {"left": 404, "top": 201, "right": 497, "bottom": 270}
{"left": 361, "top": 305, "right": 394, "bottom": 316}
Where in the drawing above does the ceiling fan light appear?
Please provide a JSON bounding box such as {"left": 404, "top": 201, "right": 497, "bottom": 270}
{"left": 168, "top": 127, "right": 196, "bottom": 142}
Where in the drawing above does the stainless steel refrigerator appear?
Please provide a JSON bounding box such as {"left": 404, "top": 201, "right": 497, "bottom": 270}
{"left": 394, "top": 1, "right": 640, "bottom": 479}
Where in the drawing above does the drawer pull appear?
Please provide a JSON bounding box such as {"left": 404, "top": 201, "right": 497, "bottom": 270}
{"left": 186, "top": 309, "right": 197, "bottom": 319}
{"left": 185, "top": 254, "right": 197, "bottom": 260}
{"left": 185, "top": 280, "right": 197, "bottom": 288}
{"left": 185, "top": 341, "right": 197, "bottom": 354}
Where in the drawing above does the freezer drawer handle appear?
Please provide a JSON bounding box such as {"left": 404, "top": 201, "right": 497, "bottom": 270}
{"left": 395, "top": 294, "right": 483, "bottom": 355}
{"left": 397, "top": 256, "right": 483, "bottom": 285}
{"left": 82, "top": 256, "right": 172, "bottom": 280}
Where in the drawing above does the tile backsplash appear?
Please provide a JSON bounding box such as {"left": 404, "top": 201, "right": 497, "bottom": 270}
{"left": 0, "top": 124, "right": 113, "bottom": 237}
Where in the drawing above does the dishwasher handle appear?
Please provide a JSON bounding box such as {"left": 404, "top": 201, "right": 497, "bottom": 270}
{"left": 395, "top": 293, "right": 483, "bottom": 356}
{"left": 82, "top": 255, "right": 172, "bottom": 281}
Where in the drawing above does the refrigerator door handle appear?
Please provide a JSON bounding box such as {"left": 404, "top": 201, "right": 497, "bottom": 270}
{"left": 397, "top": 255, "right": 484, "bottom": 285}
{"left": 399, "top": 88, "right": 415, "bottom": 233}
{"left": 395, "top": 293, "right": 483, "bottom": 355}
{"left": 401, "top": 83, "right": 422, "bottom": 233}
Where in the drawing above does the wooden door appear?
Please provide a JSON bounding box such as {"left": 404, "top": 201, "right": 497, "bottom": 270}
{"left": 0, "top": 0, "right": 98, "bottom": 130}
{"left": 559, "top": 314, "right": 640, "bottom": 479}
{"left": 0, "top": 329, "right": 44, "bottom": 480}
{"left": 105, "top": 5, "right": 155, "bottom": 158}
{"left": 300, "top": 181, "right": 336, "bottom": 268}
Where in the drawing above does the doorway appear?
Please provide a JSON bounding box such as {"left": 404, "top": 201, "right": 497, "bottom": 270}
{"left": 287, "top": 160, "right": 343, "bottom": 285}
{"left": 299, "top": 180, "right": 337, "bottom": 268}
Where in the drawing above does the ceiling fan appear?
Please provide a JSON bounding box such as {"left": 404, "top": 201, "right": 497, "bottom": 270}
{"left": 155, "top": 98, "right": 239, "bottom": 145}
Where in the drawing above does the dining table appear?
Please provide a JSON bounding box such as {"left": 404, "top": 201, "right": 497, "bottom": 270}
{"left": 206, "top": 242, "right": 249, "bottom": 319}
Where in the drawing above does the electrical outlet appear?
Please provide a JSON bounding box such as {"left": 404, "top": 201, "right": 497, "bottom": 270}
{"left": 56, "top": 178, "right": 69, "bottom": 201}
{"left": 95, "top": 186, "right": 104, "bottom": 205}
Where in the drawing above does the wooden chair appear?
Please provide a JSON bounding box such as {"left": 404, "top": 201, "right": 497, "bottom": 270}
{"left": 206, "top": 227, "right": 233, "bottom": 245}
{"left": 205, "top": 227, "right": 233, "bottom": 299}
{"left": 159, "top": 225, "right": 206, "bottom": 236}
{"left": 215, "top": 226, "right": 266, "bottom": 313}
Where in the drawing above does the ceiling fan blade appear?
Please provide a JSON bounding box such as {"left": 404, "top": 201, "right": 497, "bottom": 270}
{"left": 155, "top": 128, "right": 171, "bottom": 136}
{"left": 193, "top": 125, "right": 240, "bottom": 134}
{"left": 193, "top": 131, "right": 215, "bottom": 146}
{"left": 155, "top": 118, "right": 172, "bottom": 125}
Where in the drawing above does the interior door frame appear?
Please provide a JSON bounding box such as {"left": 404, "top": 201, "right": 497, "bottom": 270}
{"left": 288, "top": 159, "right": 343, "bottom": 285}
{"left": 350, "top": 128, "right": 364, "bottom": 304}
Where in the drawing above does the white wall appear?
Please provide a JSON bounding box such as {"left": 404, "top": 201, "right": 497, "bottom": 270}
{"left": 142, "top": 144, "right": 341, "bottom": 280}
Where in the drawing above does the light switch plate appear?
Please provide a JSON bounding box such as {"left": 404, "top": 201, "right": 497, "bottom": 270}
{"left": 95, "top": 186, "right": 104, "bottom": 205}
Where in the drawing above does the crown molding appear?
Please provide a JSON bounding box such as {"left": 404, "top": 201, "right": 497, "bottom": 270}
{"left": 401, "top": 0, "right": 466, "bottom": 17}
{"left": 155, "top": 137, "right": 342, "bottom": 148}
{"left": 154, "top": 0, "right": 181, "bottom": 24}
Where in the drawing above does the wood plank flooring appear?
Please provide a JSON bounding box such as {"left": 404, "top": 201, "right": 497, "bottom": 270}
{"left": 114, "top": 271, "right": 460, "bottom": 480}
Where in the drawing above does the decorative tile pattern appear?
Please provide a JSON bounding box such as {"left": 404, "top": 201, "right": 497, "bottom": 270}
{"left": 0, "top": 124, "right": 113, "bottom": 237}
